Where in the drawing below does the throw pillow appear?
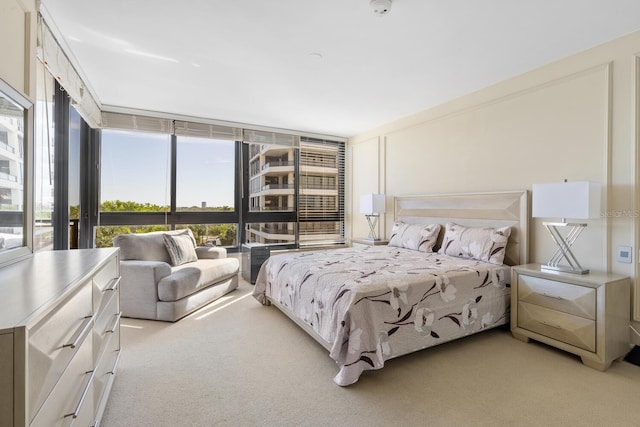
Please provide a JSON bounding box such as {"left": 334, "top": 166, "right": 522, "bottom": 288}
{"left": 388, "top": 222, "right": 441, "bottom": 252}
{"left": 438, "top": 222, "right": 511, "bottom": 264}
{"left": 163, "top": 233, "right": 198, "bottom": 266}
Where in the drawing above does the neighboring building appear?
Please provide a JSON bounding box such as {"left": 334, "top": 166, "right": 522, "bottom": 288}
{"left": 0, "top": 113, "right": 24, "bottom": 249}
{"left": 246, "top": 140, "right": 343, "bottom": 245}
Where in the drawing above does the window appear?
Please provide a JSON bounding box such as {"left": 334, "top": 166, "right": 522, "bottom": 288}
{"left": 33, "top": 64, "right": 55, "bottom": 251}
{"left": 176, "top": 136, "right": 235, "bottom": 212}
{"left": 298, "top": 138, "right": 345, "bottom": 245}
{"left": 0, "top": 76, "right": 31, "bottom": 263}
{"left": 69, "top": 107, "right": 81, "bottom": 225}
{"left": 243, "top": 137, "right": 345, "bottom": 247}
{"left": 97, "top": 128, "right": 241, "bottom": 248}
{"left": 95, "top": 118, "right": 344, "bottom": 251}
{"left": 100, "top": 129, "right": 171, "bottom": 212}
{"left": 176, "top": 224, "right": 238, "bottom": 247}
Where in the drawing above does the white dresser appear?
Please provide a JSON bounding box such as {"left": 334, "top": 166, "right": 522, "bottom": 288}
{"left": 511, "top": 264, "right": 629, "bottom": 370}
{"left": 0, "top": 248, "right": 121, "bottom": 427}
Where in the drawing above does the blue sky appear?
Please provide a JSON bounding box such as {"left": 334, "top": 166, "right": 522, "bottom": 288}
{"left": 100, "top": 130, "right": 235, "bottom": 207}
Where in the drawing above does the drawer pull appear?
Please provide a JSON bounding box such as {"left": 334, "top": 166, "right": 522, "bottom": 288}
{"left": 109, "top": 349, "right": 122, "bottom": 375}
{"left": 107, "top": 312, "right": 122, "bottom": 334}
{"left": 539, "top": 320, "right": 563, "bottom": 329}
{"left": 541, "top": 292, "right": 564, "bottom": 300}
{"left": 104, "top": 276, "right": 121, "bottom": 292}
{"left": 63, "top": 314, "right": 96, "bottom": 349}
{"left": 64, "top": 369, "right": 95, "bottom": 419}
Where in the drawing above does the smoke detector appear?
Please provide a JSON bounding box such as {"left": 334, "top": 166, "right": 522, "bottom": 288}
{"left": 370, "top": 0, "right": 392, "bottom": 16}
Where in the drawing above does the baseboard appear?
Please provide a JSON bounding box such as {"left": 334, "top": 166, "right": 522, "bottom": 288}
{"left": 625, "top": 345, "right": 640, "bottom": 367}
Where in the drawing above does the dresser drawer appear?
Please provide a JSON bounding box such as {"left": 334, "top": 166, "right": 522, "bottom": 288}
{"left": 93, "top": 257, "right": 120, "bottom": 312}
{"left": 518, "top": 274, "right": 596, "bottom": 320}
{"left": 30, "top": 333, "right": 94, "bottom": 427}
{"left": 93, "top": 291, "right": 120, "bottom": 362}
{"left": 94, "top": 322, "right": 121, "bottom": 414}
{"left": 518, "top": 302, "right": 596, "bottom": 352}
{"left": 28, "top": 283, "right": 93, "bottom": 420}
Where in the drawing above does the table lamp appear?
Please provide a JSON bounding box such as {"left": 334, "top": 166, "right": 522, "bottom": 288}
{"left": 532, "top": 180, "right": 601, "bottom": 274}
{"left": 360, "top": 194, "right": 386, "bottom": 240}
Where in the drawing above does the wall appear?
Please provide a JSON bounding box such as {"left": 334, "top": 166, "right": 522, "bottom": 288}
{"left": 348, "top": 30, "right": 640, "bottom": 343}
{"left": 0, "top": 0, "right": 37, "bottom": 265}
{"left": 0, "top": 0, "right": 37, "bottom": 99}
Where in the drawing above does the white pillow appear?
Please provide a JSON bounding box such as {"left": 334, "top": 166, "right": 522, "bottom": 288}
{"left": 388, "top": 222, "right": 441, "bottom": 252}
{"left": 438, "top": 222, "right": 511, "bottom": 265}
{"left": 163, "top": 233, "right": 198, "bottom": 266}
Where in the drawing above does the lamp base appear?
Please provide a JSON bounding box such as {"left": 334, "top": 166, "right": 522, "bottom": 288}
{"left": 365, "top": 214, "right": 380, "bottom": 240}
{"left": 540, "top": 264, "right": 589, "bottom": 275}
{"left": 542, "top": 222, "right": 589, "bottom": 275}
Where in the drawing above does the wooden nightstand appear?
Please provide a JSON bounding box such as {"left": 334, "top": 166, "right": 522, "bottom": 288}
{"left": 511, "top": 264, "right": 630, "bottom": 371}
{"left": 351, "top": 238, "right": 389, "bottom": 247}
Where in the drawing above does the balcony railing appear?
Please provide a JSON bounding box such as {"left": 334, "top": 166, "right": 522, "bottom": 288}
{"left": 0, "top": 141, "right": 15, "bottom": 154}
{"left": 261, "top": 184, "right": 294, "bottom": 191}
{"left": 0, "top": 171, "right": 17, "bottom": 182}
{"left": 262, "top": 161, "right": 294, "bottom": 170}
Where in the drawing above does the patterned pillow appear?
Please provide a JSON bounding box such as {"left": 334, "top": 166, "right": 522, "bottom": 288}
{"left": 438, "top": 222, "right": 511, "bottom": 265}
{"left": 163, "top": 233, "right": 198, "bottom": 266}
{"left": 388, "top": 222, "right": 441, "bottom": 252}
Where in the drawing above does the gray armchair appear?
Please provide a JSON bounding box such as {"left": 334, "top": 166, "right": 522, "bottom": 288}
{"left": 113, "top": 230, "right": 239, "bottom": 321}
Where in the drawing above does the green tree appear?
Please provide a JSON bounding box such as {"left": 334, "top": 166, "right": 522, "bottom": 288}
{"left": 95, "top": 201, "right": 237, "bottom": 247}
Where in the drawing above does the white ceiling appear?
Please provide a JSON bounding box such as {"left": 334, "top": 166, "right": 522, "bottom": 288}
{"left": 40, "top": 0, "right": 640, "bottom": 138}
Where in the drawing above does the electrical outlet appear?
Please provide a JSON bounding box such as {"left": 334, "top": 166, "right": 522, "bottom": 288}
{"left": 616, "top": 245, "right": 632, "bottom": 263}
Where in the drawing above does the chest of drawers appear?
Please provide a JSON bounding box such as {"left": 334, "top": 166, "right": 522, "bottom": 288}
{"left": 0, "top": 248, "right": 121, "bottom": 427}
{"left": 511, "top": 264, "right": 630, "bottom": 370}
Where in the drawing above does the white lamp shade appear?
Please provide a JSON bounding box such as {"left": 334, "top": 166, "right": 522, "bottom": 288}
{"left": 360, "top": 194, "right": 386, "bottom": 214}
{"left": 532, "top": 181, "right": 601, "bottom": 219}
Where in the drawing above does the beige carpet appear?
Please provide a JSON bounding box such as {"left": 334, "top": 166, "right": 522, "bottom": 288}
{"left": 101, "top": 280, "right": 640, "bottom": 427}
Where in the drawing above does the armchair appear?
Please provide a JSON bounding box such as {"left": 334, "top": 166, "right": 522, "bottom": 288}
{"left": 113, "top": 229, "right": 239, "bottom": 321}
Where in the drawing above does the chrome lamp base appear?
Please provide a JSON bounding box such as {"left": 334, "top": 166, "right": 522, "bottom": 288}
{"left": 365, "top": 214, "right": 380, "bottom": 241}
{"left": 541, "top": 222, "right": 589, "bottom": 274}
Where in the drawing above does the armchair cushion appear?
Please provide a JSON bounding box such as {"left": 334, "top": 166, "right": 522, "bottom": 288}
{"left": 114, "top": 229, "right": 196, "bottom": 264}
{"left": 163, "top": 233, "right": 198, "bottom": 265}
{"left": 157, "top": 258, "right": 239, "bottom": 302}
{"left": 195, "top": 246, "right": 227, "bottom": 259}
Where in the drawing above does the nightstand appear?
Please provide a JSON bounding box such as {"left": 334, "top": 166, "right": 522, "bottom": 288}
{"left": 241, "top": 243, "right": 271, "bottom": 284}
{"left": 351, "top": 238, "right": 389, "bottom": 247}
{"left": 511, "top": 264, "right": 630, "bottom": 371}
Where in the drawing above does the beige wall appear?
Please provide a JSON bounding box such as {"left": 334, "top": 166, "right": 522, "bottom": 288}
{"left": 0, "top": 0, "right": 37, "bottom": 99}
{"left": 348, "top": 30, "right": 640, "bottom": 341}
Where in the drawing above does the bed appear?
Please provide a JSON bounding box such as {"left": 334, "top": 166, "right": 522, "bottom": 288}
{"left": 253, "top": 191, "right": 528, "bottom": 385}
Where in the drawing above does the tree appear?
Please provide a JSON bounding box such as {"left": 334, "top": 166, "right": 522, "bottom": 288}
{"left": 95, "top": 201, "right": 238, "bottom": 247}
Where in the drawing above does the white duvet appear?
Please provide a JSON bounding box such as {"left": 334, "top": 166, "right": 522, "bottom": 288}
{"left": 253, "top": 245, "right": 510, "bottom": 386}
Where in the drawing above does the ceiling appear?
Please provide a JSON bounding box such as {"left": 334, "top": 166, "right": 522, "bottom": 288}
{"left": 40, "top": 0, "right": 640, "bottom": 138}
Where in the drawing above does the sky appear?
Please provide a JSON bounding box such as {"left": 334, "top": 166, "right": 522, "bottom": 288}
{"left": 100, "top": 130, "right": 235, "bottom": 207}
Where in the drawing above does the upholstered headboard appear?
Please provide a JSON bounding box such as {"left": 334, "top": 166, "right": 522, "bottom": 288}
{"left": 393, "top": 190, "right": 529, "bottom": 266}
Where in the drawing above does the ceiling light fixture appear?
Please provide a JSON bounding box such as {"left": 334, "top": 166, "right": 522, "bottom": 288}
{"left": 370, "top": 0, "right": 392, "bottom": 16}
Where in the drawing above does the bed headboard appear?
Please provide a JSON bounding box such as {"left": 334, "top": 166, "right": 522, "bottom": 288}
{"left": 394, "top": 190, "right": 529, "bottom": 266}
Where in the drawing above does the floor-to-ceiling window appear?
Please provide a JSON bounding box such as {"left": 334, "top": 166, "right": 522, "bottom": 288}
{"left": 33, "top": 62, "right": 55, "bottom": 251}
{"left": 94, "top": 116, "right": 344, "bottom": 250}
{"left": 243, "top": 137, "right": 345, "bottom": 247}
{"left": 68, "top": 107, "right": 82, "bottom": 248}
{"left": 96, "top": 129, "right": 172, "bottom": 247}
{"left": 174, "top": 135, "right": 238, "bottom": 246}
{"left": 96, "top": 127, "right": 240, "bottom": 248}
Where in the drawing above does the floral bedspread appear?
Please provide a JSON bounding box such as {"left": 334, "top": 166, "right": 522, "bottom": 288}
{"left": 253, "top": 245, "right": 510, "bottom": 386}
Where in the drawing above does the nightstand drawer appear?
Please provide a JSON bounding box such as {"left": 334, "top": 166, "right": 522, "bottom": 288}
{"left": 518, "top": 302, "right": 596, "bottom": 352}
{"left": 518, "top": 274, "right": 595, "bottom": 320}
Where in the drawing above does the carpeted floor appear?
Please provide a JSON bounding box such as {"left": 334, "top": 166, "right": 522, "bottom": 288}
{"left": 101, "top": 280, "right": 640, "bottom": 427}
